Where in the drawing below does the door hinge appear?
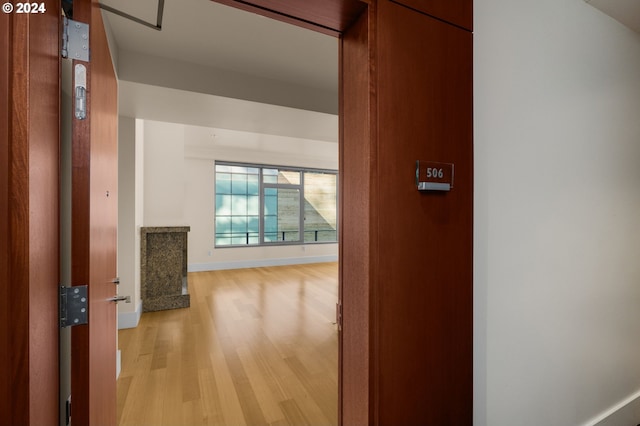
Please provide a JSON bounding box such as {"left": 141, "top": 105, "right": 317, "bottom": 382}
{"left": 336, "top": 301, "right": 342, "bottom": 331}
{"left": 61, "top": 17, "right": 90, "bottom": 62}
{"left": 65, "top": 395, "right": 71, "bottom": 426}
{"left": 60, "top": 285, "right": 89, "bottom": 328}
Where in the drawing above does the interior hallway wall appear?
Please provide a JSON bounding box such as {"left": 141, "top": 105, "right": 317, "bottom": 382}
{"left": 181, "top": 123, "right": 339, "bottom": 271}
{"left": 139, "top": 119, "right": 338, "bottom": 272}
{"left": 117, "top": 116, "right": 143, "bottom": 328}
{"left": 474, "top": 0, "right": 640, "bottom": 424}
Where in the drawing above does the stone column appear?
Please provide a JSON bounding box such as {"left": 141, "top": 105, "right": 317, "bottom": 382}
{"left": 140, "top": 226, "right": 190, "bottom": 312}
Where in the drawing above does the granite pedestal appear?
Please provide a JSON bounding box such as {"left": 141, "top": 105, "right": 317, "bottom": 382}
{"left": 141, "top": 226, "right": 190, "bottom": 312}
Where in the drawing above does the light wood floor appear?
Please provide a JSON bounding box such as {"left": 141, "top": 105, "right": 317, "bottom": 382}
{"left": 117, "top": 262, "right": 339, "bottom": 426}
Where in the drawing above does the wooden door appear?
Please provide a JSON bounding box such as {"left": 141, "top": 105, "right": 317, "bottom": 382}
{"left": 375, "top": 1, "right": 473, "bottom": 423}
{"left": 69, "top": 0, "right": 119, "bottom": 424}
{"left": 208, "top": 0, "right": 473, "bottom": 424}
{"left": 0, "top": 3, "right": 61, "bottom": 424}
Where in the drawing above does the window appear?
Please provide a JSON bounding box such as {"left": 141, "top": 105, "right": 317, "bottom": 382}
{"left": 215, "top": 162, "right": 337, "bottom": 247}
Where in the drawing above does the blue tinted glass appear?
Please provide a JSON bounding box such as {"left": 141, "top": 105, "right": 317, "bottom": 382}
{"left": 231, "top": 166, "right": 248, "bottom": 174}
{"left": 231, "top": 174, "right": 247, "bottom": 194}
{"left": 232, "top": 236, "right": 247, "bottom": 245}
{"left": 232, "top": 217, "right": 247, "bottom": 233}
{"left": 247, "top": 196, "right": 259, "bottom": 215}
{"left": 216, "top": 195, "right": 231, "bottom": 215}
{"left": 216, "top": 173, "right": 231, "bottom": 194}
{"left": 264, "top": 195, "right": 277, "bottom": 214}
{"left": 232, "top": 195, "right": 247, "bottom": 215}
{"left": 247, "top": 175, "right": 259, "bottom": 195}
{"left": 263, "top": 169, "right": 278, "bottom": 184}
{"left": 248, "top": 216, "right": 259, "bottom": 233}
{"left": 215, "top": 216, "right": 231, "bottom": 234}
{"left": 264, "top": 188, "right": 277, "bottom": 196}
{"left": 216, "top": 236, "right": 231, "bottom": 246}
{"left": 264, "top": 215, "right": 278, "bottom": 233}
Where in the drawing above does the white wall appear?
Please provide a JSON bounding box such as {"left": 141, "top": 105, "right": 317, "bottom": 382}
{"left": 475, "top": 1, "right": 640, "bottom": 425}
{"left": 118, "top": 50, "right": 337, "bottom": 115}
{"left": 143, "top": 120, "right": 186, "bottom": 226}
{"left": 117, "top": 117, "right": 144, "bottom": 328}
{"left": 142, "top": 120, "right": 338, "bottom": 271}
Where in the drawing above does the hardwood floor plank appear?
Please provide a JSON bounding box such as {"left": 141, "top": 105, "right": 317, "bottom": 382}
{"left": 237, "top": 345, "right": 286, "bottom": 424}
{"left": 162, "top": 351, "right": 183, "bottom": 425}
{"left": 279, "top": 398, "right": 311, "bottom": 426}
{"left": 197, "top": 367, "right": 225, "bottom": 425}
{"left": 118, "top": 262, "right": 338, "bottom": 426}
{"left": 116, "top": 375, "right": 132, "bottom": 426}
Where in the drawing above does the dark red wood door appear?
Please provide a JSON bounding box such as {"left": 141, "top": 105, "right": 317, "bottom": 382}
{"left": 0, "top": 4, "right": 61, "bottom": 424}
{"left": 375, "top": 1, "right": 473, "bottom": 424}
{"left": 70, "top": 0, "right": 119, "bottom": 424}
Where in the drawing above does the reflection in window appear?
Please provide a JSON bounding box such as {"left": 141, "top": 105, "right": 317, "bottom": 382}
{"left": 214, "top": 163, "right": 337, "bottom": 247}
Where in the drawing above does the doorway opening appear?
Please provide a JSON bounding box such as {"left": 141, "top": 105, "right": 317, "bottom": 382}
{"left": 105, "top": 0, "right": 370, "bottom": 424}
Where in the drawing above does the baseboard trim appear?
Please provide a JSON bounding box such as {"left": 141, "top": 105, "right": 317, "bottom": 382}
{"left": 118, "top": 300, "right": 142, "bottom": 330}
{"left": 583, "top": 389, "right": 640, "bottom": 425}
{"left": 116, "top": 349, "right": 121, "bottom": 379}
{"left": 188, "top": 255, "right": 338, "bottom": 272}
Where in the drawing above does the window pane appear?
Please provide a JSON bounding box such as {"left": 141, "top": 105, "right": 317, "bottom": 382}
{"left": 247, "top": 175, "right": 259, "bottom": 195}
{"left": 216, "top": 163, "right": 336, "bottom": 247}
{"left": 264, "top": 214, "right": 277, "bottom": 242}
{"left": 215, "top": 216, "right": 231, "bottom": 234}
{"left": 216, "top": 194, "right": 231, "bottom": 216}
{"left": 263, "top": 168, "right": 300, "bottom": 185}
{"left": 230, "top": 166, "right": 248, "bottom": 174}
{"left": 216, "top": 236, "right": 231, "bottom": 246}
{"left": 232, "top": 216, "right": 247, "bottom": 234}
{"left": 263, "top": 188, "right": 300, "bottom": 243}
{"left": 216, "top": 164, "right": 262, "bottom": 247}
{"left": 232, "top": 195, "right": 247, "bottom": 215}
{"left": 248, "top": 216, "right": 259, "bottom": 233}
{"left": 216, "top": 173, "right": 231, "bottom": 194}
{"left": 304, "top": 172, "right": 337, "bottom": 243}
{"left": 247, "top": 195, "right": 259, "bottom": 216}
{"left": 278, "top": 170, "right": 300, "bottom": 185}
{"left": 232, "top": 236, "right": 247, "bottom": 245}
{"left": 263, "top": 168, "right": 277, "bottom": 184}
{"left": 264, "top": 194, "right": 277, "bottom": 215}
{"left": 231, "top": 174, "right": 247, "bottom": 194}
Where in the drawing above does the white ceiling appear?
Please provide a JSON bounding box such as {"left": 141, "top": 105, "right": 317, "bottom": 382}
{"left": 100, "top": 0, "right": 639, "bottom": 141}
{"left": 100, "top": 0, "right": 338, "bottom": 92}
{"left": 100, "top": 0, "right": 339, "bottom": 141}
{"left": 586, "top": 0, "right": 640, "bottom": 33}
{"left": 100, "top": 0, "right": 640, "bottom": 93}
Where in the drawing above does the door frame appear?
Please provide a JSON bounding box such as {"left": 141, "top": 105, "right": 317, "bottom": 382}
{"left": 2, "top": 1, "right": 473, "bottom": 424}
{"left": 0, "top": 2, "right": 61, "bottom": 424}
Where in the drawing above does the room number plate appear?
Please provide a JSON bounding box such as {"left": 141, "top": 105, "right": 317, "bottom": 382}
{"left": 416, "top": 161, "right": 454, "bottom": 191}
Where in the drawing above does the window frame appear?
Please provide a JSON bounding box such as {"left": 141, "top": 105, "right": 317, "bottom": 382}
{"left": 214, "top": 161, "right": 339, "bottom": 248}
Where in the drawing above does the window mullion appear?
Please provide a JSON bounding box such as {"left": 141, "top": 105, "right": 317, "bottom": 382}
{"left": 216, "top": 161, "right": 337, "bottom": 247}
{"left": 300, "top": 172, "right": 305, "bottom": 244}
{"left": 259, "top": 167, "right": 265, "bottom": 244}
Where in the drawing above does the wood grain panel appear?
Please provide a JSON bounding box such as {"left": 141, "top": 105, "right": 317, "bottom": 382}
{"left": 26, "top": 4, "right": 62, "bottom": 424}
{"left": 339, "top": 5, "right": 375, "bottom": 426}
{"left": 391, "top": 0, "right": 472, "bottom": 30}
{"left": 211, "top": 0, "right": 366, "bottom": 36}
{"left": 71, "top": 0, "right": 119, "bottom": 424}
{"left": 0, "top": 4, "right": 60, "bottom": 425}
{"left": 375, "top": 1, "right": 473, "bottom": 423}
{"left": 0, "top": 11, "right": 11, "bottom": 424}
